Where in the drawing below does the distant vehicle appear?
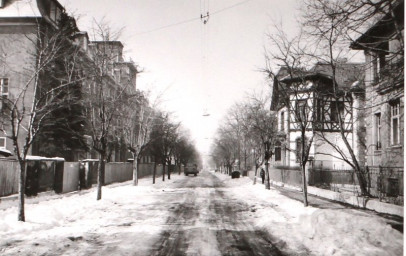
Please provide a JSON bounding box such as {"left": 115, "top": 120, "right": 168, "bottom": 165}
{"left": 184, "top": 163, "right": 199, "bottom": 176}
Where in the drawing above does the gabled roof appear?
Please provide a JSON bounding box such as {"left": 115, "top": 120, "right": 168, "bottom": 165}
{"left": 270, "top": 62, "right": 364, "bottom": 111}
{"left": 311, "top": 62, "right": 364, "bottom": 89}
{"left": 351, "top": 0, "right": 404, "bottom": 50}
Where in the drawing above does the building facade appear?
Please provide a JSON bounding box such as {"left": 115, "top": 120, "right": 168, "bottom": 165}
{"left": 350, "top": 0, "right": 404, "bottom": 167}
{"left": 0, "top": 0, "right": 138, "bottom": 161}
{"left": 0, "top": 0, "right": 67, "bottom": 156}
{"left": 271, "top": 62, "right": 365, "bottom": 170}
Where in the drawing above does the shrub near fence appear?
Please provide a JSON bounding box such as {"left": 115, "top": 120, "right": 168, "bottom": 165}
{"left": 308, "top": 169, "right": 356, "bottom": 186}
{"left": 308, "top": 166, "right": 403, "bottom": 205}
{"left": 366, "top": 166, "right": 403, "bottom": 204}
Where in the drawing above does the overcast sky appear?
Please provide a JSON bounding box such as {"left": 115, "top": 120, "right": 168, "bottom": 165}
{"left": 61, "top": 0, "right": 301, "bottom": 157}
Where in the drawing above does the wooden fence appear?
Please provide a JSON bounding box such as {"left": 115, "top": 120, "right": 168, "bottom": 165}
{"left": 0, "top": 160, "right": 171, "bottom": 198}
{"left": 0, "top": 160, "right": 19, "bottom": 197}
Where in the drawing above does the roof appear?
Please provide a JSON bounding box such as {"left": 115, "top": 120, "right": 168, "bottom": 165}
{"left": 351, "top": 0, "right": 404, "bottom": 49}
{"left": 311, "top": 62, "right": 364, "bottom": 89}
{"left": 279, "top": 62, "right": 364, "bottom": 89}
{"left": 0, "top": 0, "right": 41, "bottom": 18}
{"left": 91, "top": 41, "right": 124, "bottom": 47}
{"left": 270, "top": 62, "right": 364, "bottom": 111}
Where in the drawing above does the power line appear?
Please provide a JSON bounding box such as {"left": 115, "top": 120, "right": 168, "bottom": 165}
{"left": 211, "top": 0, "right": 253, "bottom": 15}
{"left": 132, "top": 0, "right": 255, "bottom": 36}
{"left": 133, "top": 16, "right": 201, "bottom": 36}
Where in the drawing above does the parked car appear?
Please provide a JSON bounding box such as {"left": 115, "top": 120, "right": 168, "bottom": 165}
{"left": 231, "top": 171, "right": 241, "bottom": 179}
{"left": 184, "top": 163, "right": 199, "bottom": 176}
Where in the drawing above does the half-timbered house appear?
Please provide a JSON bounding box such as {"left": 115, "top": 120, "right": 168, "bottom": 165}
{"left": 271, "top": 62, "right": 365, "bottom": 170}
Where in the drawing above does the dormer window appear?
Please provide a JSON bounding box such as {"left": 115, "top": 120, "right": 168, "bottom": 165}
{"left": 49, "top": 1, "right": 62, "bottom": 23}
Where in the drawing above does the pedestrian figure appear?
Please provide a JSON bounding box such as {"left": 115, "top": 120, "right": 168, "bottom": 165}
{"left": 260, "top": 168, "right": 265, "bottom": 184}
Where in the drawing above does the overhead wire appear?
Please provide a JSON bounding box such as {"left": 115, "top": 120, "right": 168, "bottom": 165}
{"left": 201, "top": 0, "right": 210, "bottom": 117}
{"left": 131, "top": 0, "right": 254, "bottom": 36}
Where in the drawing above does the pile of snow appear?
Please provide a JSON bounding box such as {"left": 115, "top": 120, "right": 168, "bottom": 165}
{"left": 214, "top": 172, "right": 403, "bottom": 255}
{"left": 25, "top": 155, "right": 65, "bottom": 161}
{"left": 0, "top": 174, "right": 184, "bottom": 255}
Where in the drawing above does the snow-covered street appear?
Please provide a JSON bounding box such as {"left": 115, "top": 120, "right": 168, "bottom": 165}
{"left": 0, "top": 171, "right": 403, "bottom": 255}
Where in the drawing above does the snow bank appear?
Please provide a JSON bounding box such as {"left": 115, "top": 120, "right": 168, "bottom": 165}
{"left": 214, "top": 172, "right": 403, "bottom": 256}
{"left": 0, "top": 174, "right": 184, "bottom": 255}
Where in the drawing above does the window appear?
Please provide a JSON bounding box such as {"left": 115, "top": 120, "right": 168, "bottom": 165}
{"left": 331, "top": 101, "right": 345, "bottom": 123}
{"left": 316, "top": 99, "right": 324, "bottom": 122}
{"left": 49, "top": 1, "right": 62, "bottom": 22}
{"left": 372, "top": 51, "right": 388, "bottom": 83}
{"left": 390, "top": 100, "right": 401, "bottom": 145}
{"left": 0, "top": 137, "right": 5, "bottom": 149}
{"left": 280, "top": 111, "right": 285, "bottom": 131}
{"left": 295, "top": 100, "right": 307, "bottom": 122}
{"left": 275, "top": 141, "right": 281, "bottom": 161}
{"left": 1, "top": 78, "right": 8, "bottom": 97}
{"left": 374, "top": 113, "right": 382, "bottom": 149}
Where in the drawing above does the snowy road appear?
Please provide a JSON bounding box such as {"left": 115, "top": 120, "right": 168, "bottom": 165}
{"left": 0, "top": 171, "right": 403, "bottom": 255}
{"left": 150, "top": 172, "right": 282, "bottom": 255}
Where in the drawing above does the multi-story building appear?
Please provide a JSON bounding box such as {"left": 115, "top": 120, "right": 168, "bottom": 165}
{"left": 0, "top": 0, "right": 68, "bottom": 156}
{"left": 270, "top": 62, "right": 365, "bottom": 170}
{"left": 350, "top": 0, "right": 404, "bottom": 167}
{"left": 0, "top": 0, "right": 138, "bottom": 161}
{"left": 87, "top": 41, "right": 138, "bottom": 162}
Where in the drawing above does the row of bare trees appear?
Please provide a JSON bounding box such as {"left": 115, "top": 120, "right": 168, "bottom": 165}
{"left": 212, "top": 0, "right": 403, "bottom": 206}
{"left": 0, "top": 13, "right": 199, "bottom": 221}
{"left": 210, "top": 93, "right": 277, "bottom": 190}
{"left": 263, "top": 0, "right": 403, "bottom": 205}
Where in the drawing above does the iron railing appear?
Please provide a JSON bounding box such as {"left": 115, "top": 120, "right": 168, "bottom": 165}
{"left": 309, "top": 166, "right": 404, "bottom": 205}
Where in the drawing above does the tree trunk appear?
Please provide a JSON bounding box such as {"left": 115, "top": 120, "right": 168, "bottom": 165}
{"left": 18, "top": 160, "right": 26, "bottom": 222}
{"left": 96, "top": 153, "right": 105, "bottom": 200}
{"left": 153, "top": 162, "right": 156, "bottom": 184}
{"left": 301, "top": 164, "right": 308, "bottom": 207}
{"left": 253, "top": 164, "right": 259, "bottom": 185}
{"left": 167, "top": 162, "right": 171, "bottom": 180}
{"left": 265, "top": 161, "right": 270, "bottom": 190}
{"left": 132, "top": 153, "right": 138, "bottom": 186}
{"left": 162, "top": 162, "right": 166, "bottom": 181}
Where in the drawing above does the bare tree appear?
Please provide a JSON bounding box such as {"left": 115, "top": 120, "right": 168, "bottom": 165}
{"left": 299, "top": 0, "right": 404, "bottom": 195}
{"left": 121, "top": 90, "right": 156, "bottom": 186}
{"left": 0, "top": 13, "right": 83, "bottom": 221}
{"left": 264, "top": 26, "right": 317, "bottom": 206}
{"left": 148, "top": 112, "right": 179, "bottom": 181}
{"left": 84, "top": 19, "right": 129, "bottom": 200}
{"left": 241, "top": 94, "right": 277, "bottom": 190}
{"left": 172, "top": 128, "right": 198, "bottom": 175}
{"left": 211, "top": 125, "right": 239, "bottom": 175}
